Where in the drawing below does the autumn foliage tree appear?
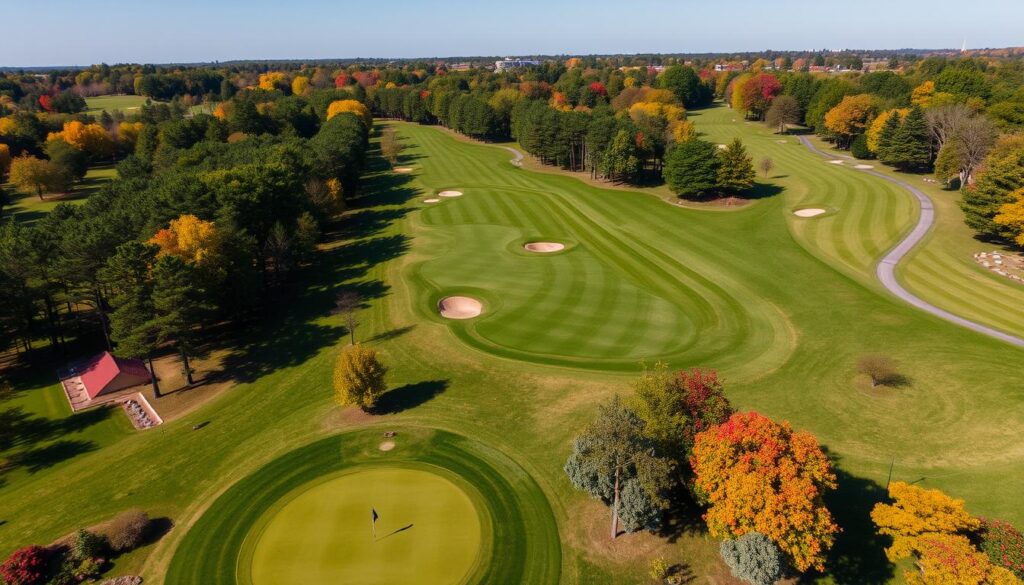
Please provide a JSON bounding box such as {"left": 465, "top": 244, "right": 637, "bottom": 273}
{"left": 8, "top": 155, "right": 70, "bottom": 199}
{"left": 739, "top": 74, "right": 782, "bottom": 121}
{"left": 333, "top": 343, "right": 387, "bottom": 411}
{"left": 47, "top": 120, "right": 114, "bottom": 160}
{"left": 0, "top": 545, "right": 48, "bottom": 585}
{"left": 870, "top": 481, "right": 981, "bottom": 562}
{"left": 824, "top": 94, "right": 876, "bottom": 148}
{"left": 148, "top": 214, "right": 221, "bottom": 266}
{"left": 327, "top": 99, "right": 372, "bottom": 128}
{"left": 690, "top": 411, "right": 839, "bottom": 573}
{"left": 995, "top": 188, "right": 1024, "bottom": 246}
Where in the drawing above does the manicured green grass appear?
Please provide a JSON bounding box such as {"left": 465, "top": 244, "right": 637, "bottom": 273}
{"left": 3, "top": 112, "right": 1024, "bottom": 585}
{"left": 165, "top": 428, "right": 558, "bottom": 585}
{"left": 248, "top": 467, "right": 481, "bottom": 585}
{"left": 85, "top": 95, "right": 151, "bottom": 115}
{"left": 3, "top": 165, "right": 116, "bottom": 224}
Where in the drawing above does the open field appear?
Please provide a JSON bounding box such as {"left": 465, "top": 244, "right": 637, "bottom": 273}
{"left": 2, "top": 164, "right": 116, "bottom": 224}
{"left": 84, "top": 95, "right": 151, "bottom": 114}
{"left": 1, "top": 112, "right": 1023, "bottom": 584}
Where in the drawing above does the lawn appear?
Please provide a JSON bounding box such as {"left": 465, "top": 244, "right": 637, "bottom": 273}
{"left": 85, "top": 95, "right": 152, "bottom": 115}
{"left": 3, "top": 164, "right": 116, "bottom": 224}
{"left": 1, "top": 111, "right": 1022, "bottom": 585}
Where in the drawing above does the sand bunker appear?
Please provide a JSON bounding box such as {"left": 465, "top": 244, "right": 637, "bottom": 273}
{"left": 438, "top": 296, "right": 483, "bottom": 319}
{"left": 438, "top": 190, "right": 463, "bottom": 197}
{"left": 854, "top": 164, "right": 874, "bottom": 169}
{"left": 379, "top": 440, "right": 396, "bottom": 452}
{"left": 828, "top": 160, "right": 845, "bottom": 165}
{"left": 717, "top": 144, "right": 728, "bottom": 150}
{"left": 394, "top": 167, "right": 413, "bottom": 173}
{"left": 794, "top": 208, "right": 827, "bottom": 218}
{"left": 424, "top": 198, "right": 440, "bottom": 203}
{"left": 524, "top": 242, "right": 565, "bottom": 253}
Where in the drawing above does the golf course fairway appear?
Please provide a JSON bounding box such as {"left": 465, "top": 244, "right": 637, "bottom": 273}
{"left": 247, "top": 468, "right": 482, "bottom": 585}
{"left": 164, "top": 427, "right": 560, "bottom": 585}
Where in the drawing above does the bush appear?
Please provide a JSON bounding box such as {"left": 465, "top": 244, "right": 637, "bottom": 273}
{"left": 100, "top": 509, "right": 150, "bottom": 553}
{"left": 980, "top": 519, "right": 1024, "bottom": 578}
{"left": 72, "top": 528, "right": 108, "bottom": 560}
{"left": 0, "top": 545, "right": 49, "bottom": 585}
{"left": 850, "top": 134, "right": 873, "bottom": 160}
{"left": 857, "top": 354, "right": 901, "bottom": 387}
{"left": 720, "top": 532, "right": 785, "bottom": 585}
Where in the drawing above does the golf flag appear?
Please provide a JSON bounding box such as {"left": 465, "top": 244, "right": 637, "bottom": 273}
{"left": 371, "top": 508, "right": 379, "bottom": 539}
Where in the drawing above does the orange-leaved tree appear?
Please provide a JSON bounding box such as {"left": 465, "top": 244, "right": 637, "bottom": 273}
{"left": 326, "top": 99, "right": 372, "bottom": 128}
{"left": 824, "top": 94, "right": 877, "bottom": 148}
{"left": 870, "top": 481, "right": 981, "bottom": 561}
{"left": 47, "top": 121, "right": 114, "bottom": 159}
{"left": 906, "top": 533, "right": 1019, "bottom": 585}
{"left": 148, "top": 214, "right": 221, "bottom": 266}
{"left": 690, "top": 411, "right": 839, "bottom": 572}
{"left": 995, "top": 188, "right": 1024, "bottom": 246}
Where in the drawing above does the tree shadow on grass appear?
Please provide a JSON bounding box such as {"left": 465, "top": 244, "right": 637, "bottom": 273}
{"left": 800, "top": 453, "right": 894, "bottom": 585}
{"left": 373, "top": 380, "right": 448, "bottom": 415}
{"left": 12, "top": 439, "right": 98, "bottom": 474}
{"left": 365, "top": 325, "right": 415, "bottom": 343}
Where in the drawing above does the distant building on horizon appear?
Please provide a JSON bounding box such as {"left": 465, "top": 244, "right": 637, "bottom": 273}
{"left": 495, "top": 57, "right": 541, "bottom": 71}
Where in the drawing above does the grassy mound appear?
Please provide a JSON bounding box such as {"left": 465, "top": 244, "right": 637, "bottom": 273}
{"left": 164, "top": 428, "right": 559, "bottom": 585}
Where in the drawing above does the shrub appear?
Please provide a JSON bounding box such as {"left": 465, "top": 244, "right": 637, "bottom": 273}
{"left": 100, "top": 509, "right": 150, "bottom": 553}
{"left": 720, "top": 532, "right": 785, "bottom": 585}
{"left": 333, "top": 343, "right": 388, "bottom": 410}
{"left": 72, "top": 528, "right": 108, "bottom": 560}
{"left": 0, "top": 545, "right": 49, "bottom": 585}
{"left": 980, "top": 519, "right": 1024, "bottom": 578}
{"left": 857, "top": 354, "right": 901, "bottom": 387}
{"left": 648, "top": 556, "right": 670, "bottom": 582}
{"left": 850, "top": 134, "right": 873, "bottom": 160}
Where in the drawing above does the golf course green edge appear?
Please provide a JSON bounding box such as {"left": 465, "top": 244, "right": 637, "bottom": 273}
{"left": 164, "top": 427, "right": 561, "bottom": 585}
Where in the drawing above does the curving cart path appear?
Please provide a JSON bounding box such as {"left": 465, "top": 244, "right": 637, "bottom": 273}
{"left": 799, "top": 136, "right": 1024, "bottom": 347}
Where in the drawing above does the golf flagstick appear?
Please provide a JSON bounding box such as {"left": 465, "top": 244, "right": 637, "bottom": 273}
{"left": 371, "top": 507, "right": 379, "bottom": 540}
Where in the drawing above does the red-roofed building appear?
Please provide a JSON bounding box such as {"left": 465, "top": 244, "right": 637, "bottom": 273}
{"left": 76, "top": 352, "right": 152, "bottom": 400}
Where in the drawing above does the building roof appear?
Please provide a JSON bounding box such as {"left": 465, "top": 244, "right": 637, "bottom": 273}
{"left": 79, "top": 351, "right": 151, "bottom": 400}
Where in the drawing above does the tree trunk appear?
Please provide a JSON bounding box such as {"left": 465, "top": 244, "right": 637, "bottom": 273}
{"left": 148, "top": 356, "right": 161, "bottom": 398}
{"left": 611, "top": 465, "right": 621, "bottom": 540}
{"left": 180, "top": 346, "right": 194, "bottom": 386}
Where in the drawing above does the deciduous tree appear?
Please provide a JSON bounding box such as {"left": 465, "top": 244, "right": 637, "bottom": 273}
{"left": 824, "top": 94, "right": 876, "bottom": 148}
{"left": 870, "top": 481, "right": 981, "bottom": 562}
{"left": 327, "top": 99, "right": 372, "bottom": 128}
{"left": 691, "top": 411, "right": 838, "bottom": 572}
{"left": 8, "top": 155, "right": 69, "bottom": 199}
{"left": 765, "top": 95, "right": 801, "bottom": 134}
{"left": 333, "top": 343, "right": 387, "bottom": 411}
{"left": 995, "top": 188, "right": 1024, "bottom": 246}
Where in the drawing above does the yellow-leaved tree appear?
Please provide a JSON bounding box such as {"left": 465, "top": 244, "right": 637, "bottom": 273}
{"left": 905, "top": 534, "right": 1021, "bottom": 585}
{"left": 995, "top": 188, "right": 1024, "bottom": 246}
{"left": 8, "top": 155, "right": 70, "bottom": 199}
{"left": 116, "top": 122, "right": 145, "bottom": 149}
{"left": 291, "top": 75, "right": 310, "bottom": 96}
{"left": 326, "top": 99, "right": 372, "bottom": 128}
{"left": 729, "top": 74, "right": 751, "bottom": 114}
{"left": 870, "top": 481, "right": 981, "bottom": 562}
{"left": 0, "top": 143, "right": 11, "bottom": 178}
{"left": 47, "top": 121, "right": 114, "bottom": 159}
{"left": 824, "top": 94, "right": 876, "bottom": 146}
{"left": 333, "top": 344, "right": 388, "bottom": 411}
{"left": 258, "top": 71, "right": 287, "bottom": 91}
{"left": 148, "top": 214, "right": 221, "bottom": 265}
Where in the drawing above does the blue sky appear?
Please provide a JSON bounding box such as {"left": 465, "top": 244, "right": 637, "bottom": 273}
{"left": 2, "top": 0, "right": 1022, "bottom": 66}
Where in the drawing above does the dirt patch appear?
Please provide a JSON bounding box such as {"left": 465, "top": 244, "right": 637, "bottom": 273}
{"left": 524, "top": 242, "right": 565, "bottom": 253}
{"left": 794, "top": 208, "right": 827, "bottom": 218}
{"left": 321, "top": 406, "right": 376, "bottom": 432}
{"left": 379, "top": 440, "right": 396, "bottom": 451}
{"left": 438, "top": 190, "right": 463, "bottom": 197}
{"left": 438, "top": 296, "right": 483, "bottom": 319}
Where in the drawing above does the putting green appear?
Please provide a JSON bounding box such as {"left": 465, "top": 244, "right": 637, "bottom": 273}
{"left": 248, "top": 467, "right": 482, "bottom": 585}
{"left": 165, "top": 428, "right": 559, "bottom": 585}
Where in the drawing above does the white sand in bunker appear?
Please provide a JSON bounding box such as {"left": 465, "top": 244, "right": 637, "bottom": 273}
{"left": 424, "top": 198, "right": 440, "bottom": 203}
{"left": 379, "top": 441, "right": 396, "bottom": 452}
{"left": 438, "top": 190, "right": 463, "bottom": 197}
{"left": 794, "top": 208, "right": 827, "bottom": 218}
{"left": 828, "top": 160, "right": 845, "bottom": 165}
{"left": 524, "top": 242, "right": 566, "bottom": 253}
{"left": 394, "top": 167, "right": 413, "bottom": 173}
{"left": 854, "top": 164, "right": 875, "bottom": 169}
{"left": 438, "top": 296, "right": 483, "bottom": 320}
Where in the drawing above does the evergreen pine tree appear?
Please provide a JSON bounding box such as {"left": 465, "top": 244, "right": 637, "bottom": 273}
{"left": 103, "top": 242, "right": 161, "bottom": 394}
{"left": 716, "top": 139, "right": 757, "bottom": 192}
{"left": 663, "top": 139, "right": 721, "bottom": 197}
{"left": 887, "top": 107, "right": 931, "bottom": 170}
{"left": 876, "top": 111, "right": 902, "bottom": 165}
{"left": 151, "top": 255, "right": 209, "bottom": 386}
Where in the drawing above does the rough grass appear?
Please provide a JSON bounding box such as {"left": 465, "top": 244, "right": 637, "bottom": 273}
{"left": 3, "top": 165, "right": 116, "bottom": 224}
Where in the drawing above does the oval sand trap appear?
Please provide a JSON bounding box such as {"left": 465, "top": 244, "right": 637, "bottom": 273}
{"left": 794, "top": 208, "right": 827, "bottom": 218}
{"left": 394, "top": 167, "right": 413, "bottom": 173}
{"left": 524, "top": 242, "right": 565, "bottom": 253}
{"left": 854, "top": 164, "right": 874, "bottom": 169}
{"left": 828, "top": 160, "right": 845, "bottom": 165}
{"left": 424, "top": 198, "right": 440, "bottom": 203}
{"left": 379, "top": 440, "right": 396, "bottom": 451}
{"left": 439, "top": 296, "right": 483, "bottom": 319}
{"left": 438, "top": 190, "right": 463, "bottom": 197}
